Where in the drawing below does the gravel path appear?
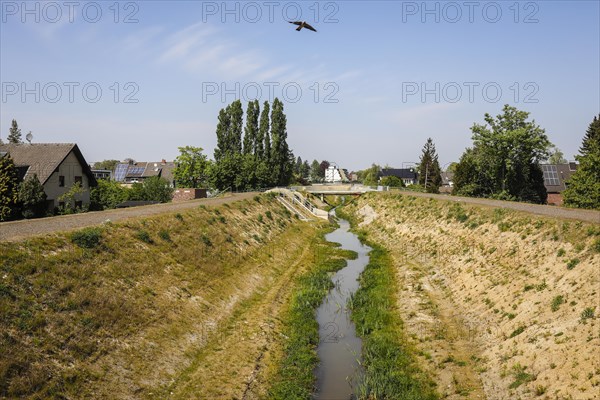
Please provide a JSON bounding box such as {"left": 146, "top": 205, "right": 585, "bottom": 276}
{"left": 388, "top": 190, "right": 600, "bottom": 224}
{"left": 0, "top": 193, "right": 258, "bottom": 243}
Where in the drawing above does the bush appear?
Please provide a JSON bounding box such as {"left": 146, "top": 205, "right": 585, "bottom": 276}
{"left": 566, "top": 258, "right": 580, "bottom": 270}
{"left": 135, "top": 230, "right": 153, "bottom": 244}
{"left": 71, "top": 227, "right": 102, "bottom": 249}
{"left": 509, "top": 326, "right": 526, "bottom": 338}
{"left": 201, "top": 234, "right": 212, "bottom": 247}
{"left": 551, "top": 295, "right": 564, "bottom": 312}
{"left": 175, "top": 213, "right": 184, "bottom": 221}
{"left": 265, "top": 211, "right": 273, "bottom": 220}
{"left": 159, "top": 229, "right": 171, "bottom": 242}
{"left": 581, "top": 307, "right": 595, "bottom": 321}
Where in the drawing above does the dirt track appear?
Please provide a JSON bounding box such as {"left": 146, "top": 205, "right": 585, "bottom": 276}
{"left": 387, "top": 190, "right": 600, "bottom": 224}
{"left": 0, "top": 193, "right": 258, "bottom": 242}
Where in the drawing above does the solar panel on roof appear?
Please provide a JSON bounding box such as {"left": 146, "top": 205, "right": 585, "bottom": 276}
{"left": 114, "top": 164, "right": 128, "bottom": 182}
{"left": 542, "top": 165, "right": 560, "bottom": 186}
{"left": 127, "top": 167, "right": 145, "bottom": 176}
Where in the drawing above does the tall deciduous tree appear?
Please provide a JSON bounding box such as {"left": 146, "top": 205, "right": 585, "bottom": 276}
{"left": 229, "top": 100, "right": 244, "bottom": 155}
{"left": 547, "top": 146, "right": 567, "bottom": 164}
{"left": 18, "top": 174, "right": 47, "bottom": 218}
{"left": 8, "top": 119, "right": 22, "bottom": 144}
{"left": 173, "top": 146, "right": 208, "bottom": 188}
{"left": 453, "top": 105, "right": 550, "bottom": 204}
{"left": 269, "top": 98, "right": 293, "bottom": 186}
{"left": 0, "top": 153, "right": 19, "bottom": 221}
{"left": 243, "top": 100, "right": 259, "bottom": 155}
{"left": 418, "top": 137, "right": 442, "bottom": 193}
{"left": 92, "top": 160, "right": 120, "bottom": 171}
{"left": 310, "top": 159, "right": 321, "bottom": 182}
{"left": 563, "top": 115, "right": 600, "bottom": 209}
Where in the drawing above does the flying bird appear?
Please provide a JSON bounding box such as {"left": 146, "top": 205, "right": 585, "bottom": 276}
{"left": 289, "top": 21, "right": 317, "bottom": 32}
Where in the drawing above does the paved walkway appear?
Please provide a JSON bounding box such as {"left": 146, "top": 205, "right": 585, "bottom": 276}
{"left": 0, "top": 193, "right": 258, "bottom": 243}
{"left": 388, "top": 190, "right": 600, "bottom": 224}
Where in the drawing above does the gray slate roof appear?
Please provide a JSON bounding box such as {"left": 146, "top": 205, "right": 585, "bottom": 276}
{"left": 0, "top": 143, "right": 96, "bottom": 185}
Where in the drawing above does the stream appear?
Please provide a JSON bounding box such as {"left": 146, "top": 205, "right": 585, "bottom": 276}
{"left": 314, "top": 210, "right": 371, "bottom": 399}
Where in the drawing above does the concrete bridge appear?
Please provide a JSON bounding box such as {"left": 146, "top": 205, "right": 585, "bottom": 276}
{"left": 291, "top": 184, "right": 377, "bottom": 196}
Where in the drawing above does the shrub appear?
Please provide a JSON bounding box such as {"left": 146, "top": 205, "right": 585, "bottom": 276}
{"left": 265, "top": 211, "right": 273, "bottom": 220}
{"left": 71, "top": 227, "right": 102, "bottom": 249}
{"left": 257, "top": 214, "right": 264, "bottom": 223}
{"left": 159, "top": 229, "right": 171, "bottom": 242}
{"left": 253, "top": 195, "right": 261, "bottom": 202}
{"left": 201, "top": 234, "right": 212, "bottom": 247}
{"left": 175, "top": 213, "right": 184, "bottom": 221}
{"left": 566, "top": 258, "right": 580, "bottom": 270}
{"left": 581, "top": 307, "right": 595, "bottom": 321}
{"left": 218, "top": 216, "right": 226, "bottom": 224}
{"left": 557, "top": 248, "right": 566, "bottom": 257}
{"left": 551, "top": 295, "right": 564, "bottom": 312}
{"left": 509, "top": 326, "right": 526, "bottom": 338}
{"left": 135, "top": 230, "right": 153, "bottom": 244}
{"left": 593, "top": 239, "right": 600, "bottom": 253}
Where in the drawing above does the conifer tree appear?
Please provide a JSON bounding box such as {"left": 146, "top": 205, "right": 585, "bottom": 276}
{"left": 579, "top": 114, "right": 600, "bottom": 157}
{"left": 8, "top": 119, "right": 22, "bottom": 144}
{"left": 418, "top": 138, "right": 442, "bottom": 193}
{"left": 563, "top": 115, "right": 600, "bottom": 209}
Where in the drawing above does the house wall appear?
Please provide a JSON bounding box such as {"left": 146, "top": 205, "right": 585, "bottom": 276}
{"left": 44, "top": 151, "right": 91, "bottom": 207}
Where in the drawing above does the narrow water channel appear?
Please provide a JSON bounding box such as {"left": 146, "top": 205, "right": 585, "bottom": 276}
{"left": 314, "top": 210, "right": 372, "bottom": 400}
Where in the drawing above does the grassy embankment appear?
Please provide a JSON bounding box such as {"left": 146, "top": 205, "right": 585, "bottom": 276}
{"left": 0, "top": 194, "right": 328, "bottom": 399}
{"left": 342, "top": 192, "right": 599, "bottom": 400}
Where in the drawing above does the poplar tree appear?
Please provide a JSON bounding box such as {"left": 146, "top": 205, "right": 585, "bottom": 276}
{"left": 269, "top": 98, "right": 293, "bottom": 186}
{"left": 243, "top": 100, "right": 259, "bottom": 155}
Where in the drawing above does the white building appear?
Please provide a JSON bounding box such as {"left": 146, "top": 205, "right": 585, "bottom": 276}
{"left": 325, "top": 165, "right": 343, "bottom": 183}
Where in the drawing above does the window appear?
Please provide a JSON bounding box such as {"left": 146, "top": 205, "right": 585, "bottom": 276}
{"left": 59, "top": 176, "right": 65, "bottom": 187}
{"left": 75, "top": 201, "right": 82, "bottom": 209}
{"left": 74, "top": 176, "right": 82, "bottom": 184}
{"left": 58, "top": 202, "right": 65, "bottom": 208}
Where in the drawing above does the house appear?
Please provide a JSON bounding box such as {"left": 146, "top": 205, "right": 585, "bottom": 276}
{"left": 0, "top": 143, "right": 97, "bottom": 210}
{"left": 113, "top": 159, "right": 176, "bottom": 186}
{"left": 324, "top": 164, "right": 348, "bottom": 183}
{"left": 441, "top": 171, "right": 454, "bottom": 187}
{"left": 91, "top": 169, "right": 112, "bottom": 180}
{"left": 541, "top": 163, "right": 578, "bottom": 206}
{"left": 379, "top": 168, "right": 418, "bottom": 186}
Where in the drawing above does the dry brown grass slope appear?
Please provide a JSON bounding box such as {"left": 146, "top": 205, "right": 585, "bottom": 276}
{"left": 0, "top": 195, "right": 322, "bottom": 399}
{"left": 343, "top": 192, "right": 600, "bottom": 400}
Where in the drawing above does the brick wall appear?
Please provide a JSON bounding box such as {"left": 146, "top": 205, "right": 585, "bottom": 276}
{"left": 547, "top": 193, "right": 563, "bottom": 206}
{"left": 172, "top": 188, "right": 207, "bottom": 202}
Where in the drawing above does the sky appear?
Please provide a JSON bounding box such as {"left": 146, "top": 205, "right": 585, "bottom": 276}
{"left": 1, "top": 0, "right": 599, "bottom": 171}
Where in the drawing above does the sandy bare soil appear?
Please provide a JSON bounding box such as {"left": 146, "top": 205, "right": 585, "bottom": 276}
{"left": 0, "top": 193, "right": 258, "bottom": 242}
{"left": 347, "top": 193, "right": 600, "bottom": 400}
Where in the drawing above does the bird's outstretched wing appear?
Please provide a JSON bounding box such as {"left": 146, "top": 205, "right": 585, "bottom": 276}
{"left": 303, "top": 22, "right": 317, "bottom": 32}
{"left": 289, "top": 21, "right": 302, "bottom": 26}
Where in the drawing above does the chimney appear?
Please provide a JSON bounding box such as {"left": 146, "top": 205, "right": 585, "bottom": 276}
{"left": 161, "top": 159, "right": 166, "bottom": 165}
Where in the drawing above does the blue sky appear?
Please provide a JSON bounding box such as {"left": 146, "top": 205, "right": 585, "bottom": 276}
{"left": 1, "top": 0, "right": 599, "bottom": 170}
